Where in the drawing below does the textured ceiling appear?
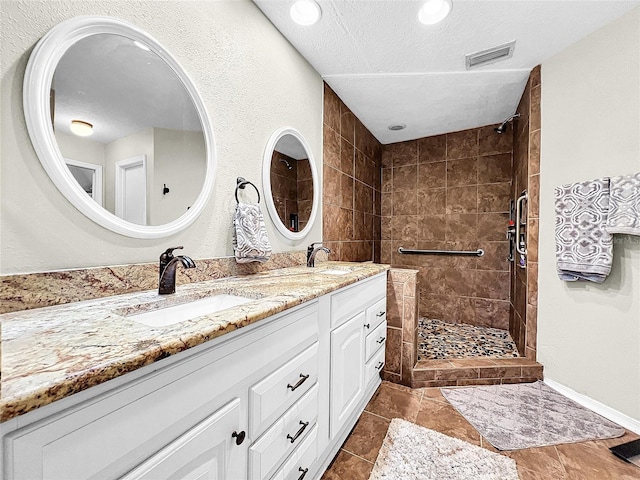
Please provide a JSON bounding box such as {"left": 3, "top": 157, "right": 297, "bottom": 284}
{"left": 54, "top": 33, "right": 201, "bottom": 144}
{"left": 254, "top": 0, "right": 640, "bottom": 144}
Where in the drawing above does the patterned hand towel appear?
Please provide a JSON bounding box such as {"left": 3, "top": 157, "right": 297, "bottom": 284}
{"left": 555, "top": 178, "right": 612, "bottom": 283}
{"left": 233, "top": 203, "right": 272, "bottom": 263}
{"left": 606, "top": 171, "right": 640, "bottom": 236}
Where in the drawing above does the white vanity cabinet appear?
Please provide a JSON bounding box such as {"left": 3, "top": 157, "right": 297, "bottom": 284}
{"left": 1, "top": 271, "right": 388, "bottom": 480}
{"left": 329, "top": 274, "right": 387, "bottom": 439}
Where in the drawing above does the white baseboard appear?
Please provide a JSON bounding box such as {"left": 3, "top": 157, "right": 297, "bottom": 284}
{"left": 544, "top": 378, "right": 640, "bottom": 435}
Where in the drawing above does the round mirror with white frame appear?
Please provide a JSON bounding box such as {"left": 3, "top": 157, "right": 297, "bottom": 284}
{"left": 262, "top": 127, "right": 319, "bottom": 241}
{"left": 23, "top": 16, "right": 216, "bottom": 239}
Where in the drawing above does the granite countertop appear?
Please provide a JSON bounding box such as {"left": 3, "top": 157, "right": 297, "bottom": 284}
{"left": 0, "top": 261, "right": 388, "bottom": 422}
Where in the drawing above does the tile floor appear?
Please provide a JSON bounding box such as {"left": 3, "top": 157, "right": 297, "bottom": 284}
{"left": 321, "top": 381, "right": 640, "bottom": 480}
{"left": 418, "top": 318, "right": 519, "bottom": 361}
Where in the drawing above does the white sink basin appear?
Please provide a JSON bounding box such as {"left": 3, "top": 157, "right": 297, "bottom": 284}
{"left": 128, "top": 294, "right": 253, "bottom": 327}
{"left": 319, "top": 269, "right": 351, "bottom": 276}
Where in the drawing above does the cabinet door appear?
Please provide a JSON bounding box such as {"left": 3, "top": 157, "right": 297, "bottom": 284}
{"left": 329, "top": 311, "right": 365, "bottom": 438}
{"left": 121, "top": 398, "right": 245, "bottom": 480}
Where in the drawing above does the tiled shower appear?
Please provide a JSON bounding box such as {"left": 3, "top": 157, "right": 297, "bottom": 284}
{"left": 322, "top": 67, "right": 541, "bottom": 381}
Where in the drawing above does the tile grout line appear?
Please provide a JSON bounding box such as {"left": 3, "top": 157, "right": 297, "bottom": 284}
{"left": 339, "top": 448, "right": 375, "bottom": 466}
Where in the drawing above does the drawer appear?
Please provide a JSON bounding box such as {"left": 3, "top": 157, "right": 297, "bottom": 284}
{"left": 250, "top": 384, "right": 319, "bottom": 480}
{"left": 250, "top": 342, "right": 319, "bottom": 437}
{"left": 365, "top": 347, "right": 385, "bottom": 387}
{"left": 270, "top": 424, "right": 318, "bottom": 480}
{"left": 365, "top": 297, "right": 387, "bottom": 330}
{"left": 330, "top": 273, "right": 386, "bottom": 328}
{"left": 365, "top": 320, "right": 387, "bottom": 361}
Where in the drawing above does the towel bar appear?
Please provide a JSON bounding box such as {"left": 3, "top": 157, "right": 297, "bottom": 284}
{"left": 397, "top": 247, "right": 484, "bottom": 257}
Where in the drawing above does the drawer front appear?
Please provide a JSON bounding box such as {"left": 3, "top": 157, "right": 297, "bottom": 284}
{"left": 365, "top": 297, "right": 387, "bottom": 331}
{"left": 250, "top": 342, "right": 319, "bottom": 437}
{"left": 365, "top": 347, "right": 386, "bottom": 387}
{"left": 330, "top": 273, "right": 386, "bottom": 329}
{"left": 365, "top": 320, "right": 387, "bottom": 362}
{"left": 249, "top": 384, "right": 319, "bottom": 480}
{"left": 270, "top": 424, "right": 318, "bottom": 480}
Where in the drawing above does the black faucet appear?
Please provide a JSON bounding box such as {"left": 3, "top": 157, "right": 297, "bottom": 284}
{"left": 158, "top": 246, "right": 196, "bottom": 295}
{"left": 307, "top": 242, "right": 331, "bottom": 268}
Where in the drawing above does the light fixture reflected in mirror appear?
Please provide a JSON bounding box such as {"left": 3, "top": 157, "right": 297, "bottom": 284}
{"left": 69, "top": 120, "right": 93, "bottom": 137}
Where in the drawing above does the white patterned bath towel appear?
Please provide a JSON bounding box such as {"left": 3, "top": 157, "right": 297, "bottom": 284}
{"left": 555, "top": 178, "right": 612, "bottom": 283}
{"left": 606, "top": 171, "right": 640, "bottom": 236}
{"left": 233, "top": 203, "right": 272, "bottom": 263}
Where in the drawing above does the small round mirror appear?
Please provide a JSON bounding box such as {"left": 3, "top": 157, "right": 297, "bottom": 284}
{"left": 23, "top": 16, "right": 216, "bottom": 239}
{"left": 262, "top": 127, "right": 318, "bottom": 240}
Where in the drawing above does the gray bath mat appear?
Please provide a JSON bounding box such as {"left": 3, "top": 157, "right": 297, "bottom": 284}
{"left": 369, "top": 418, "right": 518, "bottom": 480}
{"left": 441, "top": 381, "right": 625, "bottom": 451}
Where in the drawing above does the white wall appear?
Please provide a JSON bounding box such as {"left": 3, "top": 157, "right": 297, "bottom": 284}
{"left": 152, "top": 128, "right": 206, "bottom": 226}
{"left": 539, "top": 8, "right": 640, "bottom": 422}
{"left": 0, "top": 0, "right": 323, "bottom": 273}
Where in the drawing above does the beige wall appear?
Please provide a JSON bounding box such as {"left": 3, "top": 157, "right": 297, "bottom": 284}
{"left": 539, "top": 8, "right": 640, "bottom": 421}
{"left": 0, "top": 0, "right": 323, "bottom": 274}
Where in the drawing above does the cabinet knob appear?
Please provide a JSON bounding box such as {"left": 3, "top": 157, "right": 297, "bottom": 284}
{"left": 297, "top": 467, "right": 309, "bottom": 480}
{"left": 232, "top": 430, "right": 246, "bottom": 445}
{"left": 364, "top": 323, "right": 370, "bottom": 329}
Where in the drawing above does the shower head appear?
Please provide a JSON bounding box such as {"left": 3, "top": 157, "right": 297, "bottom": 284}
{"left": 494, "top": 113, "right": 521, "bottom": 134}
{"left": 280, "top": 158, "right": 293, "bottom": 170}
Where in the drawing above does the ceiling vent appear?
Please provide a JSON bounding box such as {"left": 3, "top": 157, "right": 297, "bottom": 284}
{"left": 465, "top": 41, "right": 515, "bottom": 69}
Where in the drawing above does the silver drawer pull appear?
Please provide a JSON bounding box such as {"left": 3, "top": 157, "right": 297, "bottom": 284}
{"left": 287, "top": 373, "right": 309, "bottom": 391}
{"left": 375, "top": 361, "right": 384, "bottom": 370}
{"left": 376, "top": 337, "right": 386, "bottom": 344}
{"left": 297, "top": 467, "right": 309, "bottom": 480}
{"left": 287, "top": 421, "right": 309, "bottom": 444}
{"left": 376, "top": 311, "right": 386, "bottom": 317}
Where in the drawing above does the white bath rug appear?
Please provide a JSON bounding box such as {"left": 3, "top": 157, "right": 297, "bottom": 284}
{"left": 369, "top": 418, "right": 519, "bottom": 480}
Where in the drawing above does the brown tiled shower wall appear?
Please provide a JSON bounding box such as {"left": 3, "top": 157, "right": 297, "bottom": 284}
{"left": 270, "top": 151, "right": 313, "bottom": 232}
{"left": 322, "top": 84, "right": 383, "bottom": 262}
{"left": 511, "top": 66, "right": 541, "bottom": 360}
{"left": 379, "top": 126, "right": 514, "bottom": 329}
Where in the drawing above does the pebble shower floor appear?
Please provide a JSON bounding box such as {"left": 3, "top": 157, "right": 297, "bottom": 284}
{"left": 417, "top": 318, "right": 519, "bottom": 361}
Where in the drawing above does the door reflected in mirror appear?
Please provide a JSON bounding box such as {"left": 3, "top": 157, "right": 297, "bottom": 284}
{"left": 52, "top": 33, "right": 206, "bottom": 226}
{"left": 270, "top": 135, "right": 313, "bottom": 232}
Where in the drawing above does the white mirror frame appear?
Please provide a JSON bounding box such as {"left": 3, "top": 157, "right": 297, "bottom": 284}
{"left": 23, "top": 16, "right": 216, "bottom": 239}
{"left": 262, "top": 127, "right": 319, "bottom": 241}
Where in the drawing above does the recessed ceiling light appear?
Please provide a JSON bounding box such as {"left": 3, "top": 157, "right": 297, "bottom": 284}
{"left": 290, "top": 0, "right": 322, "bottom": 26}
{"left": 70, "top": 120, "right": 94, "bottom": 137}
{"left": 418, "top": 0, "right": 452, "bottom": 25}
{"left": 388, "top": 124, "right": 406, "bottom": 131}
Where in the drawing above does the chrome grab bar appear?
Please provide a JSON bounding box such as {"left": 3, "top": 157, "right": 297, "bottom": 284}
{"left": 397, "top": 247, "right": 484, "bottom": 257}
{"left": 515, "top": 191, "right": 528, "bottom": 256}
